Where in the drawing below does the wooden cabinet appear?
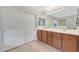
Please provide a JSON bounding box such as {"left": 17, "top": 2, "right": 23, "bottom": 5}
{"left": 37, "top": 30, "right": 79, "bottom": 52}
{"left": 47, "top": 31, "right": 52, "bottom": 45}
{"left": 41, "top": 30, "right": 47, "bottom": 43}
{"left": 37, "top": 30, "right": 42, "bottom": 41}
{"left": 37, "top": 30, "right": 47, "bottom": 43}
{"left": 77, "top": 36, "right": 79, "bottom": 51}
{"left": 51, "top": 32, "right": 62, "bottom": 49}
{"left": 62, "top": 34, "right": 77, "bottom": 52}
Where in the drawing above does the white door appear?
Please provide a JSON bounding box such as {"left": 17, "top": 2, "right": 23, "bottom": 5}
{"left": 0, "top": 7, "right": 36, "bottom": 51}
{"left": 0, "top": 8, "right": 3, "bottom": 45}
{"left": 24, "top": 14, "right": 36, "bottom": 43}
{"left": 2, "top": 8, "right": 25, "bottom": 47}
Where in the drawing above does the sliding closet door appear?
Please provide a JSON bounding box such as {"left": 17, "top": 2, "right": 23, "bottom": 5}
{"left": 0, "top": 8, "right": 3, "bottom": 45}
{"left": 24, "top": 14, "right": 36, "bottom": 43}
{"left": 2, "top": 8, "right": 25, "bottom": 47}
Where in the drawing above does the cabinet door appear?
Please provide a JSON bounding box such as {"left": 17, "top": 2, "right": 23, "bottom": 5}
{"left": 47, "top": 31, "right": 52, "bottom": 45}
{"left": 62, "top": 34, "right": 77, "bottom": 52}
{"left": 77, "top": 36, "right": 79, "bottom": 51}
{"left": 52, "top": 32, "right": 62, "bottom": 49}
{"left": 37, "top": 30, "right": 42, "bottom": 41}
{"left": 41, "top": 30, "right": 47, "bottom": 43}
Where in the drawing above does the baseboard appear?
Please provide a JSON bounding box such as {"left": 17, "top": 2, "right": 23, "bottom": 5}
{"left": 5, "top": 40, "right": 36, "bottom": 52}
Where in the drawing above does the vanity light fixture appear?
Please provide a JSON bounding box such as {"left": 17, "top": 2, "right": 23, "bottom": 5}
{"left": 46, "top": 6, "right": 64, "bottom": 14}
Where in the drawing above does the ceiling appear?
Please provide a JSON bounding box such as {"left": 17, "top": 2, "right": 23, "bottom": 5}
{"left": 13, "top": 6, "right": 79, "bottom": 18}
{"left": 13, "top": 6, "right": 48, "bottom": 14}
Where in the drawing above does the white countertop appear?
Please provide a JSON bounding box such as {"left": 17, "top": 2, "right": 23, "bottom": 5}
{"left": 37, "top": 26, "right": 79, "bottom": 36}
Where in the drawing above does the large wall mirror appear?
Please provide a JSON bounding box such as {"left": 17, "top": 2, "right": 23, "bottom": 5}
{"left": 47, "top": 6, "right": 77, "bottom": 29}
{"left": 77, "top": 8, "right": 79, "bottom": 27}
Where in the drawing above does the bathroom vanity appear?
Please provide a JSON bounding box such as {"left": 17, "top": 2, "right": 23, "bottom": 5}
{"left": 36, "top": 6, "right": 79, "bottom": 52}
{"left": 37, "top": 27, "right": 79, "bottom": 52}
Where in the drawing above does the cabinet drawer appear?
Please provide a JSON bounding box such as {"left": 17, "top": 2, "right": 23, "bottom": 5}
{"left": 47, "top": 31, "right": 51, "bottom": 41}
{"left": 47, "top": 31, "right": 51, "bottom": 38}
{"left": 47, "top": 31, "right": 52, "bottom": 45}
{"left": 47, "top": 39, "right": 52, "bottom": 45}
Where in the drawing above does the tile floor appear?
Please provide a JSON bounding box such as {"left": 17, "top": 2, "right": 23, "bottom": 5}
{"left": 7, "top": 40, "right": 62, "bottom": 52}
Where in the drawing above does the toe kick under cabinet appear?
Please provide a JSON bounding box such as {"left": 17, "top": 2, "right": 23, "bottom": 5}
{"left": 37, "top": 29, "right": 79, "bottom": 52}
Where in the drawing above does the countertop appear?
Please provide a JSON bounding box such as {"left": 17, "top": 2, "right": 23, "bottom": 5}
{"left": 37, "top": 26, "right": 79, "bottom": 36}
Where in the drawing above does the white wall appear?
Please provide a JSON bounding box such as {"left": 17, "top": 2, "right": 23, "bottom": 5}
{"left": 24, "top": 13, "right": 36, "bottom": 42}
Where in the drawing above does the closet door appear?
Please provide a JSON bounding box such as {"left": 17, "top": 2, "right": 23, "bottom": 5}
{"left": 2, "top": 8, "right": 25, "bottom": 47}
{"left": 0, "top": 8, "right": 3, "bottom": 45}
{"left": 24, "top": 14, "right": 36, "bottom": 43}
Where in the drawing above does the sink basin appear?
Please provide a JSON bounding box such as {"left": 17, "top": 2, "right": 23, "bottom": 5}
{"left": 63, "top": 29, "right": 78, "bottom": 35}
